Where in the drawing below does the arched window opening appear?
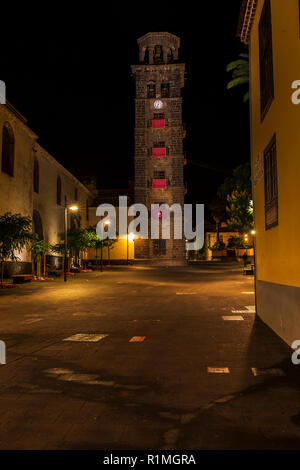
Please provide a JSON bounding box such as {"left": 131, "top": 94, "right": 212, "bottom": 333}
{"left": 1, "top": 122, "right": 14, "bottom": 177}
{"left": 57, "top": 176, "right": 62, "bottom": 205}
{"left": 167, "top": 48, "right": 174, "bottom": 63}
{"left": 154, "top": 45, "right": 163, "bottom": 64}
{"left": 33, "top": 157, "right": 39, "bottom": 193}
{"left": 86, "top": 199, "right": 89, "bottom": 222}
{"left": 33, "top": 209, "right": 44, "bottom": 240}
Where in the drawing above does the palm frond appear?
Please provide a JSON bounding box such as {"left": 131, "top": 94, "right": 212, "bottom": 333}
{"left": 226, "top": 59, "right": 248, "bottom": 72}
{"left": 227, "top": 76, "right": 249, "bottom": 90}
{"left": 243, "top": 91, "right": 250, "bottom": 103}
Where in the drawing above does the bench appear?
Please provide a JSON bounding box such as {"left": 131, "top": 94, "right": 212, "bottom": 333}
{"left": 243, "top": 264, "right": 255, "bottom": 275}
{"left": 12, "top": 274, "right": 34, "bottom": 284}
{"left": 47, "top": 266, "right": 62, "bottom": 277}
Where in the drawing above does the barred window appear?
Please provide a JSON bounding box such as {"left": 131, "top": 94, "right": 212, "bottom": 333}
{"left": 153, "top": 239, "right": 166, "bottom": 255}
{"left": 259, "top": 0, "right": 274, "bottom": 120}
{"left": 264, "top": 134, "right": 278, "bottom": 230}
{"left": 147, "top": 84, "right": 156, "bottom": 98}
{"left": 161, "top": 83, "right": 170, "bottom": 98}
{"left": 153, "top": 170, "right": 165, "bottom": 179}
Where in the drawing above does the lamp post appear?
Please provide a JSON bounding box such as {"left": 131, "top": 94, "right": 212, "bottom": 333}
{"left": 64, "top": 204, "right": 78, "bottom": 282}
{"left": 127, "top": 232, "right": 134, "bottom": 265}
{"left": 100, "top": 220, "right": 110, "bottom": 273}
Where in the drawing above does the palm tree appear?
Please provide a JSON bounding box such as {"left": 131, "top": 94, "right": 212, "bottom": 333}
{"left": 226, "top": 50, "right": 249, "bottom": 103}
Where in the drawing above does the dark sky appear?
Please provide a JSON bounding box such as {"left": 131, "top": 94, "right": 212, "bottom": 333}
{"left": 1, "top": 3, "right": 249, "bottom": 206}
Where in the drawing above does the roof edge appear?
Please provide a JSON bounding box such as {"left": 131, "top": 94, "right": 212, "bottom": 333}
{"left": 237, "top": 0, "right": 258, "bottom": 44}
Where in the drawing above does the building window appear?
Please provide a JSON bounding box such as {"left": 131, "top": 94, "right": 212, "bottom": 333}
{"left": 57, "top": 176, "right": 62, "bottom": 205}
{"left": 33, "top": 157, "right": 39, "bottom": 193}
{"left": 74, "top": 187, "right": 78, "bottom": 201}
{"left": 161, "top": 83, "right": 170, "bottom": 98}
{"left": 153, "top": 239, "right": 166, "bottom": 255}
{"left": 259, "top": 0, "right": 274, "bottom": 120}
{"left": 167, "top": 48, "right": 173, "bottom": 63}
{"left": 147, "top": 84, "right": 156, "bottom": 98}
{"left": 86, "top": 199, "right": 89, "bottom": 222}
{"left": 1, "top": 122, "right": 14, "bottom": 177}
{"left": 33, "top": 209, "right": 43, "bottom": 240}
{"left": 264, "top": 134, "right": 278, "bottom": 230}
{"left": 154, "top": 170, "right": 165, "bottom": 179}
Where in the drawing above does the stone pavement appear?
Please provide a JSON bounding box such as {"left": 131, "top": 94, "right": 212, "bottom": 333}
{"left": 0, "top": 263, "right": 299, "bottom": 450}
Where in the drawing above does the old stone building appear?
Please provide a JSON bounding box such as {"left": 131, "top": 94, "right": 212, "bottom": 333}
{"left": 0, "top": 102, "right": 93, "bottom": 275}
{"left": 131, "top": 32, "right": 186, "bottom": 265}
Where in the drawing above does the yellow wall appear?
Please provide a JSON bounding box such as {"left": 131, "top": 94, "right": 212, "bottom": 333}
{"left": 87, "top": 238, "right": 134, "bottom": 262}
{"left": 250, "top": 0, "right": 300, "bottom": 287}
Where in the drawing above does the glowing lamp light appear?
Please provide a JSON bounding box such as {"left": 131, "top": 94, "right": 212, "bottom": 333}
{"left": 104, "top": 220, "right": 111, "bottom": 225}
{"left": 69, "top": 205, "right": 78, "bottom": 211}
{"left": 251, "top": 230, "right": 256, "bottom": 235}
{"left": 128, "top": 232, "right": 135, "bottom": 242}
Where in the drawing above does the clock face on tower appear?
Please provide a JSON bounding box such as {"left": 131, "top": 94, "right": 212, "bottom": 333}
{"left": 153, "top": 99, "right": 163, "bottom": 110}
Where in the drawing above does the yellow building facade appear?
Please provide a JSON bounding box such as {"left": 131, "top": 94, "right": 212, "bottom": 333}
{"left": 239, "top": 0, "right": 300, "bottom": 344}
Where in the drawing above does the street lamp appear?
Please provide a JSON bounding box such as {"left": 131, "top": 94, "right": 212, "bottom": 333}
{"left": 100, "top": 220, "right": 110, "bottom": 272}
{"left": 127, "top": 232, "right": 135, "bottom": 265}
{"left": 64, "top": 204, "right": 78, "bottom": 282}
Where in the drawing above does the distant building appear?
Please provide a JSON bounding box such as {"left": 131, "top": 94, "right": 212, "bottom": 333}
{"left": 205, "top": 222, "right": 254, "bottom": 260}
{"left": 86, "top": 182, "right": 135, "bottom": 264}
{"left": 238, "top": 0, "right": 300, "bottom": 344}
{"left": 131, "top": 32, "right": 186, "bottom": 265}
{"left": 0, "top": 102, "right": 93, "bottom": 275}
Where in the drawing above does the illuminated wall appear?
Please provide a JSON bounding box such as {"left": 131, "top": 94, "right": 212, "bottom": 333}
{"left": 248, "top": 0, "right": 300, "bottom": 344}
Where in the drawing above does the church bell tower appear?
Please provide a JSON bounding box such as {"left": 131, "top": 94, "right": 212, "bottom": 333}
{"left": 131, "top": 32, "right": 186, "bottom": 265}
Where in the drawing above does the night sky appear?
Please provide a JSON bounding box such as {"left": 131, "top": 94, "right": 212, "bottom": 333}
{"left": 1, "top": 2, "right": 249, "bottom": 206}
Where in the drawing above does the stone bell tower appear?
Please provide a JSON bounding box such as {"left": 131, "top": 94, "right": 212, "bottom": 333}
{"left": 131, "top": 32, "right": 186, "bottom": 265}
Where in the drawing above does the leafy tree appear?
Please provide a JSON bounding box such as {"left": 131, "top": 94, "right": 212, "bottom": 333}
{"left": 0, "top": 213, "right": 33, "bottom": 284}
{"left": 208, "top": 198, "right": 226, "bottom": 243}
{"left": 209, "top": 240, "right": 226, "bottom": 251}
{"left": 86, "top": 227, "right": 117, "bottom": 266}
{"left": 217, "top": 163, "right": 252, "bottom": 200}
{"left": 226, "top": 190, "right": 253, "bottom": 235}
{"left": 31, "top": 238, "right": 52, "bottom": 277}
{"left": 52, "top": 228, "right": 96, "bottom": 268}
{"left": 217, "top": 163, "right": 253, "bottom": 236}
{"left": 227, "top": 236, "right": 249, "bottom": 249}
{"left": 226, "top": 49, "right": 249, "bottom": 103}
